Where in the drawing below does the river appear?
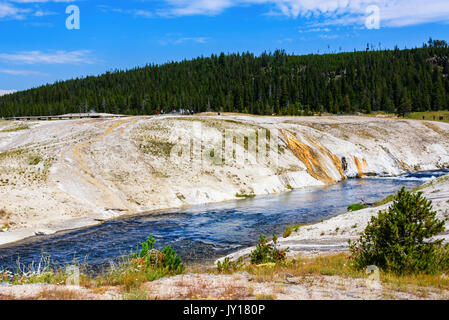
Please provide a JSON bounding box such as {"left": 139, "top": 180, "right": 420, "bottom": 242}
{"left": 1, "top": 169, "right": 448, "bottom": 272}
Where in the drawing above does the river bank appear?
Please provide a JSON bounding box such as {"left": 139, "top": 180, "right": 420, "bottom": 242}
{"left": 1, "top": 170, "right": 447, "bottom": 271}
{"left": 219, "top": 173, "right": 449, "bottom": 264}
{"left": 2, "top": 172, "right": 449, "bottom": 300}
{"left": 1, "top": 115, "right": 449, "bottom": 247}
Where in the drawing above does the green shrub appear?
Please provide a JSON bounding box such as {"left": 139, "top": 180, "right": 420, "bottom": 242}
{"left": 249, "top": 234, "right": 289, "bottom": 265}
{"left": 349, "top": 187, "right": 449, "bottom": 275}
{"left": 347, "top": 203, "right": 368, "bottom": 212}
{"left": 132, "top": 234, "right": 185, "bottom": 274}
{"left": 160, "top": 246, "right": 184, "bottom": 273}
{"left": 217, "top": 257, "right": 243, "bottom": 273}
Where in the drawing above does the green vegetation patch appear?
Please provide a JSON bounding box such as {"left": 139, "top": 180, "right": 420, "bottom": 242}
{"left": 283, "top": 224, "right": 302, "bottom": 238}
{"left": 2, "top": 236, "right": 186, "bottom": 295}
{"left": 249, "top": 234, "right": 288, "bottom": 265}
{"left": 0, "top": 124, "right": 29, "bottom": 133}
{"left": 138, "top": 139, "right": 175, "bottom": 157}
{"left": 0, "top": 148, "right": 53, "bottom": 184}
{"left": 373, "top": 194, "right": 396, "bottom": 207}
{"left": 235, "top": 193, "right": 256, "bottom": 198}
{"left": 408, "top": 111, "right": 449, "bottom": 123}
{"left": 347, "top": 203, "right": 369, "bottom": 212}
{"left": 28, "top": 156, "right": 43, "bottom": 166}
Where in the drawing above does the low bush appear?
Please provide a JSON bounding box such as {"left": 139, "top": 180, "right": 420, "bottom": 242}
{"left": 349, "top": 187, "right": 449, "bottom": 275}
{"left": 217, "top": 257, "right": 243, "bottom": 273}
{"left": 132, "top": 234, "right": 185, "bottom": 274}
{"left": 98, "top": 236, "right": 185, "bottom": 290}
{"left": 249, "top": 234, "right": 289, "bottom": 265}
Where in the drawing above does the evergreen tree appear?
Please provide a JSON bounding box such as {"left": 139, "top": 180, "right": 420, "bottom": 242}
{"left": 349, "top": 187, "right": 449, "bottom": 275}
{"left": 1, "top": 41, "right": 449, "bottom": 118}
{"left": 396, "top": 95, "right": 412, "bottom": 117}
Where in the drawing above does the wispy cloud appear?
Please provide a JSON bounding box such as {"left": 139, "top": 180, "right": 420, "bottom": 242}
{"left": 0, "top": 0, "right": 73, "bottom": 20}
{"left": 155, "top": 0, "right": 449, "bottom": 28}
{"left": 98, "top": 5, "right": 153, "bottom": 19}
{"left": 0, "top": 50, "right": 95, "bottom": 65}
{"left": 0, "top": 69, "right": 48, "bottom": 76}
{"left": 157, "top": 0, "right": 234, "bottom": 17}
{"left": 0, "top": 2, "right": 30, "bottom": 20}
{"left": 5, "top": 0, "right": 449, "bottom": 28}
{"left": 158, "top": 36, "right": 210, "bottom": 45}
{"left": 277, "top": 38, "right": 293, "bottom": 44}
{"left": 299, "top": 27, "right": 331, "bottom": 33}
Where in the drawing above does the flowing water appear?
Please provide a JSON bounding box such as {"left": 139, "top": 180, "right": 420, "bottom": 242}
{"left": 0, "top": 170, "right": 448, "bottom": 272}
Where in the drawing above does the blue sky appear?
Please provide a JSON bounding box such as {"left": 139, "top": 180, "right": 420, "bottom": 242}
{"left": 1, "top": 0, "right": 449, "bottom": 94}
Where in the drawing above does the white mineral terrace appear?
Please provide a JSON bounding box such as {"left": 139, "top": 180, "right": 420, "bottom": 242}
{"left": 0, "top": 115, "right": 448, "bottom": 246}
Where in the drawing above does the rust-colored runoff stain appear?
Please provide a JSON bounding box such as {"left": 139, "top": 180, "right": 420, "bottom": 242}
{"left": 281, "top": 130, "right": 337, "bottom": 185}
{"left": 362, "top": 158, "right": 368, "bottom": 168}
{"left": 354, "top": 156, "right": 364, "bottom": 178}
{"left": 308, "top": 137, "right": 346, "bottom": 180}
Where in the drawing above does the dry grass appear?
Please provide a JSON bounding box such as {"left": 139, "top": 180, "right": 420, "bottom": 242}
{"left": 381, "top": 272, "right": 449, "bottom": 292}
{"left": 373, "top": 194, "right": 396, "bottom": 207}
{"left": 0, "top": 124, "right": 29, "bottom": 133}
{"left": 0, "top": 208, "right": 7, "bottom": 219}
{"left": 122, "top": 287, "right": 152, "bottom": 300}
{"left": 3, "top": 251, "right": 449, "bottom": 300}
{"left": 0, "top": 293, "right": 21, "bottom": 300}
{"left": 0, "top": 208, "right": 11, "bottom": 231}
{"left": 229, "top": 252, "right": 449, "bottom": 294}
{"left": 241, "top": 253, "right": 362, "bottom": 283}
{"left": 255, "top": 294, "right": 277, "bottom": 300}
{"left": 37, "top": 288, "right": 87, "bottom": 300}
{"left": 220, "top": 281, "right": 250, "bottom": 300}
{"left": 164, "top": 275, "right": 251, "bottom": 300}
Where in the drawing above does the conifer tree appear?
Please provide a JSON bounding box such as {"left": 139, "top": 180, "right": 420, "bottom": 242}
{"left": 349, "top": 187, "right": 448, "bottom": 274}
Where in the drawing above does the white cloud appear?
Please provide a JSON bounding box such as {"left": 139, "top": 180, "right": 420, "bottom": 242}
{"left": 158, "top": 0, "right": 234, "bottom": 16}
{"left": 0, "top": 2, "right": 29, "bottom": 19}
{"left": 0, "top": 69, "right": 48, "bottom": 76}
{"left": 0, "top": 50, "right": 95, "bottom": 65}
{"left": 0, "top": 0, "right": 74, "bottom": 20}
{"left": 158, "top": 0, "right": 449, "bottom": 27}
{"left": 158, "top": 36, "right": 210, "bottom": 45}
{"left": 134, "top": 9, "right": 153, "bottom": 18}
{"left": 0, "top": 89, "right": 17, "bottom": 96}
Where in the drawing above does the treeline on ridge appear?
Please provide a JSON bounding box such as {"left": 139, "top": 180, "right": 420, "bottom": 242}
{"left": 1, "top": 39, "right": 449, "bottom": 118}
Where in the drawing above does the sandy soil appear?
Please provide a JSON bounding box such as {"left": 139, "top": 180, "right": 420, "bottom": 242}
{"left": 0, "top": 115, "right": 448, "bottom": 245}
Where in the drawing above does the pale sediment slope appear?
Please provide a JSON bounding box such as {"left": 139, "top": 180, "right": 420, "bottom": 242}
{"left": 0, "top": 115, "right": 448, "bottom": 245}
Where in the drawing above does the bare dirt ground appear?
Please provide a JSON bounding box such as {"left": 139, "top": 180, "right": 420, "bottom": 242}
{"left": 0, "top": 115, "right": 448, "bottom": 245}
{"left": 1, "top": 270, "right": 448, "bottom": 300}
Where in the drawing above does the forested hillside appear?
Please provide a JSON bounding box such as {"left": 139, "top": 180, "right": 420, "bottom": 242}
{"left": 1, "top": 39, "right": 449, "bottom": 118}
